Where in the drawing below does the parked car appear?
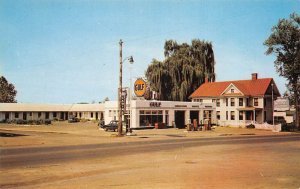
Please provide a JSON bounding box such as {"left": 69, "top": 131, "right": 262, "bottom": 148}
{"left": 68, "top": 117, "right": 80, "bottom": 123}
{"left": 103, "top": 120, "right": 118, "bottom": 132}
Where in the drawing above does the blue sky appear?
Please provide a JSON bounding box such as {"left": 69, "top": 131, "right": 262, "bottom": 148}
{"left": 0, "top": 0, "right": 299, "bottom": 103}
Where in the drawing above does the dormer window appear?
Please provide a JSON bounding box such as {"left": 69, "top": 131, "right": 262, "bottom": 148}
{"left": 231, "top": 89, "right": 234, "bottom": 93}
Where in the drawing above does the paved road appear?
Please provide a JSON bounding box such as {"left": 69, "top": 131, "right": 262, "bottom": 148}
{"left": 1, "top": 134, "right": 299, "bottom": 170}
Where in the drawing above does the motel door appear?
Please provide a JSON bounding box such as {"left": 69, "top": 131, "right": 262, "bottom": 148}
{"left": 5, "top": 113, "right": 9, "bottom": 120}
{"left": 23, "top": 112, "right": 27, "bottom": 120}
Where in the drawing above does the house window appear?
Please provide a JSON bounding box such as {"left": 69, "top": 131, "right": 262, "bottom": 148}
{"left": 239, "top": 111, "right": 243, "bottom": 120}
{"left": 226, "top": 111, "right": 228, "bottom": 120}
{"left": 231, "top": 89, "right": 234, "bottom": 93}
{"left": 254, "top": 98, "right": 258, "bottom": 106}
{"left": 45, "top": 112, "right": 49, "bottom": 119}
{"left": 53, "top": 112, "right": 57, "bottom": 118}
{"left": 239, "top": 98, "right": 243, "bottom": 106}
{"left": 231, "top": 98, "right": 235, "bottom": 106}
{"left": 231, "top": 111, "right": 235, "bottom": 120}
{"left": 38, "top": 112, "right": 42, "bottom": 118}
{"left": 226, "top": 98, "right": 228, "bottom": 106}
{"left": 29, "top": 112, "right": 32, "bottom": 116}
{"left": 199, "top": 99, "right": 203, "bottom": 102}
{"left": 79, "top": 112, "right": 82, "bottom": 118}
{"left": 264, "top": 98, "right": 267, "bottom": 107}
{"left": 91, "top": 112, "right": 93, "bottom": 118}
{"left": 216, "top": 99, "right": 220, "bottom": 107}
{"left": 216, "top": 111, "right": 220, "bottom": 120}
{"left": 15, "top": 112, "right": 19, "bottom": 118}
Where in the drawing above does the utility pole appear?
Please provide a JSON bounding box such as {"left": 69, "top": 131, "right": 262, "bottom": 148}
{"left": 118, "top": 39, "right": 123, "bottom": 136}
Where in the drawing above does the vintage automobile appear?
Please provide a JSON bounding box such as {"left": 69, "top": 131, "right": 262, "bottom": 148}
{"left": 103, "top": 120, "right": 118, "bottom": 132}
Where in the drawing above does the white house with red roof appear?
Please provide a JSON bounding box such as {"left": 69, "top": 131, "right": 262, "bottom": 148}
{"left": 190, "top": 73, "right": 281, "bottom": 127}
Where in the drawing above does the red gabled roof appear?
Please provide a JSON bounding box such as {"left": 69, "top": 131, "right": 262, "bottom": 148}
{"left": 190, "top": 78, "right": 275, "bottom": 98}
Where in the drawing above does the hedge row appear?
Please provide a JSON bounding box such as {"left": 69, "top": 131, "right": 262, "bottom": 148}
{"left": 0, "top": 119, "right": 52, "bottom": 125}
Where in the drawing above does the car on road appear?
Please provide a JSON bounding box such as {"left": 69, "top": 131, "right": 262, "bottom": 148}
{"left": 68, "top": 117, "right": 80, "bottom": 123}
{"left": 103, "top": 120, "right": 118, "bottom": 132}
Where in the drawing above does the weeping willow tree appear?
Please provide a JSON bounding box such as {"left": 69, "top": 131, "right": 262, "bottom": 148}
{"left": 145, "top": 39, "right": 215, "bottom": 101}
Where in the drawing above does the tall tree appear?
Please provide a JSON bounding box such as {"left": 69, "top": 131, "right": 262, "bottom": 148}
{"left": 264, "top": 12, "right": 300, "bottom": 129}
{"left": 0, "top": 76, "right": 17, "bottom": 103}
{"left": 146, "top": 39, "right": 215, "bottom": 101}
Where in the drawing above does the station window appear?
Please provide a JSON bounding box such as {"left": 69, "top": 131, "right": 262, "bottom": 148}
{"left": 139, "top": 110, "right": 163, "bottom": 127}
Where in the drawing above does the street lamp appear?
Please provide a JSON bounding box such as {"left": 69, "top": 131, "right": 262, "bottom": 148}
{"left": 118, "top": 39, "right": 134, "bottom": 136}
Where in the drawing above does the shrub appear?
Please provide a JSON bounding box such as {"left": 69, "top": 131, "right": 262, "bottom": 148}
{"left": 45, "top": 119, "right": 52, "bottom": 125}
{"left": 281, "top": 123, "right": 296, "bottom": 132}
{"left": 246, "top": 124, "right": 255, "bottom": 129}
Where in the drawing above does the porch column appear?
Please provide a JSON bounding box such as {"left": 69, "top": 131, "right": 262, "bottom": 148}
{"left": 253, "top": 110, "right": 256, "bottom": 123}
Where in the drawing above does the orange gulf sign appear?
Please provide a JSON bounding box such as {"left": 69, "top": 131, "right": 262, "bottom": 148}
{"left": 134, "top": 79, "right": 146, "bottom": 97}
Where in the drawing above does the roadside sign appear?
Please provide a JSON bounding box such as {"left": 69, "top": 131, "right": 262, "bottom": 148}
{"left": 134, "top": 79, "right": 146, "bottom": 97}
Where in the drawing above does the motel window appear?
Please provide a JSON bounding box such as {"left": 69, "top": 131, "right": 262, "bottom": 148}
{"left": 231, "top": 89, "right": 234, "bottom": 93}
{"left": 239, "top": 98, "right": 243, "bottom": 106}
{"left": 239, "top": 111, "right": 243, "bottom": 120}
{"left": 91, "top": 112, "right": 93, "bottom": 118}
{"left": 216, "top": 99, "right": 220, "bottom": 107}
{"left": 216, "top": 111, "right": 220, "bottom": 120}
{"left": 231, "top": 98, "right": 235, "bottom": 107}
{"left": 15, "top": 112, "right": 19, "bottom": 118}
{"left": 231, "top": 111, "right": 235, "bottom": 120}
{"left": 38, "top": 112, "right": 42, "bottom": 118}
{"left": 254, "top": 98, "right": 258, "bottom": 106}
{"left": 139, "top": 110, "right": 163, "bottom": 127}
{"left": 226, "top": 111, "right": 228, "bottom": 120}
{"left": 53, "top": 112, "right": 57, "bottom": 118}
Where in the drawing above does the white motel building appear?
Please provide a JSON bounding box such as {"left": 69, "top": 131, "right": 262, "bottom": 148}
{"left": 0, "top": 73, "right": 282, "bottom": 128}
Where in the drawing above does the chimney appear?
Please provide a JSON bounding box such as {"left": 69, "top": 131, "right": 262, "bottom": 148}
{"left": 205, "top": 77, "right": 209, "bottom": 83}
{"left": 251, "top": 73, "right": 258, "bottom": 80}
